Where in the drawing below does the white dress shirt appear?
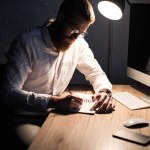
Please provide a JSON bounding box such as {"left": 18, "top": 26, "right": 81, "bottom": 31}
{"left": 0, "top": 25, "right": 112, "bottom": 115}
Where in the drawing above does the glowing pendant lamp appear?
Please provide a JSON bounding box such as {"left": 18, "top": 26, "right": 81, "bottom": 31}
{"left": 98, "top": 0, "right": 125, "bottom": 20}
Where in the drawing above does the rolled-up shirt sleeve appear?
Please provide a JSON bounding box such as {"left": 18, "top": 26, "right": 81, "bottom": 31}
{"left": 76, "top": 38, "right": 112, "bottom": 93}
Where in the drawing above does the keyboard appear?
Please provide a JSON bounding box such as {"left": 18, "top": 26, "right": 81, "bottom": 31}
{"left": 112, "top": 92, "right": 150, "bottom": 110}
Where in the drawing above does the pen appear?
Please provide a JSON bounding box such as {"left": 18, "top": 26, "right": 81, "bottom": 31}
{"left": 67, "top": 88, "right": 73, "bottom": 94}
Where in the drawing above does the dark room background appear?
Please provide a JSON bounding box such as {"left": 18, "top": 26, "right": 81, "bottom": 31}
{"left": 0, "top": 0, "right": 149, "bottom": 85}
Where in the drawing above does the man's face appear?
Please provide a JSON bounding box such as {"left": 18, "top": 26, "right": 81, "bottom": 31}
{"left": 54, "top": 14, "right": 91, "bottom": 51}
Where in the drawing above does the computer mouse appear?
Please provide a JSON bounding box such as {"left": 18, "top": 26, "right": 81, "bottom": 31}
{"left": 124, "top": 118, "right": 149, "bottom": 128}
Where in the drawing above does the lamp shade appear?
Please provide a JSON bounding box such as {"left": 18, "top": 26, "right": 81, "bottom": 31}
{"left": 98, "top": 0, "right": 125, "bottom": 20}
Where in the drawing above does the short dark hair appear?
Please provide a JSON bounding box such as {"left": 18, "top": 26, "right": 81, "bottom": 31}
{"left": 57, "top": 0, "right": 95, "bottom": 23}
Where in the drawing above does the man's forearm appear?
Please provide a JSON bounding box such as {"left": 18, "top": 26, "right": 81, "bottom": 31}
{"left": 1, "top": 86, "right": 50, "bottom": 113}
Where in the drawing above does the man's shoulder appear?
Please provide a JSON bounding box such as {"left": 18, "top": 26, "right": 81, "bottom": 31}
{"left": 20, "top": 26, "right": 42, "bottom": 42}
{"left": 10, "top": 27, "right": 41, "bottom": 44}
{"left": 8, "top": 26, "right": 43, "bottom": 55}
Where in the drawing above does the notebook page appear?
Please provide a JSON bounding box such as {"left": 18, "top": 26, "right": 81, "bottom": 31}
{"left": 72, "top": 93, "right": 95, "bottom": 114}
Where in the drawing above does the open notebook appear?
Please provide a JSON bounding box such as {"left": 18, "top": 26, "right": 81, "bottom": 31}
{"left": 71, "top": 93, "right": 95, "bottom": 114}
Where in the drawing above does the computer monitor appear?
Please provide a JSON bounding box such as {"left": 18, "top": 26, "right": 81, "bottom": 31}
{"left": 127, "top": 4, "right": 150, "bottom": 101}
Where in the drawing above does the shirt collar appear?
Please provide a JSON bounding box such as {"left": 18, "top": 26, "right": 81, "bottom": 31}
{"left": 41, "top": 25, "right": 58, "bottom": 55}
{"left": 41, "top": 25, "right": 54, "bottom": 48}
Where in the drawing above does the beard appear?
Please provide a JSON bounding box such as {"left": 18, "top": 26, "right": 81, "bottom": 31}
{"left": 52, "top": 29, "right": 72, "bottom": 52}
{"left": 54, "top": 39, "right": 72, "bottom": 52}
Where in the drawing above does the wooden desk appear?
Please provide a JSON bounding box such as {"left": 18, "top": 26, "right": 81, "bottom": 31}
{"left": 28, "top": 85, "right": 150, "bottom": 150}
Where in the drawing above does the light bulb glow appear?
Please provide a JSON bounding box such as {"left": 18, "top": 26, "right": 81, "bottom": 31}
{"left": 98, "top": 1, "right": 123, "bottom": 20}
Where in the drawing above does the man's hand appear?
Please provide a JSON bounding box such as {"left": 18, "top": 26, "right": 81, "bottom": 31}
{"left": 49, "top": 94, "right": 83, "bottom": 111}
{"left": 91, "top": 92, "right": 115, "bottom": 113}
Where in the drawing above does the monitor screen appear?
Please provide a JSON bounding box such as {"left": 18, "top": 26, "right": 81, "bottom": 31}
{"left": 127, "top": 4, "right": 150, "bottom": 101}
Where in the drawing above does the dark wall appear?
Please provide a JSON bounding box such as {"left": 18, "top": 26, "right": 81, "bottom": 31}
{"left": 0, "top": 0, "right": 135, "bottom": 85}
{"left": 0, "top": 0, "right": 63, "bottom": 64}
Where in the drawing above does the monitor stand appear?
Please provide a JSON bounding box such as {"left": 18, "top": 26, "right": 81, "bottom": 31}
{"left": 140, "top": 95, "right": 150, "bottom": 104}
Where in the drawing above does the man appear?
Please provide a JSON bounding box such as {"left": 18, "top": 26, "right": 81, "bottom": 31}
{"left": 0, "top": 0, "right": 115, "bottom": 149}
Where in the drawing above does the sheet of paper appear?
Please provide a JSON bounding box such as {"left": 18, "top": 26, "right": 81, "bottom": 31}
{"left": 72, "top": 93, "right": 95, "bottom": 114}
